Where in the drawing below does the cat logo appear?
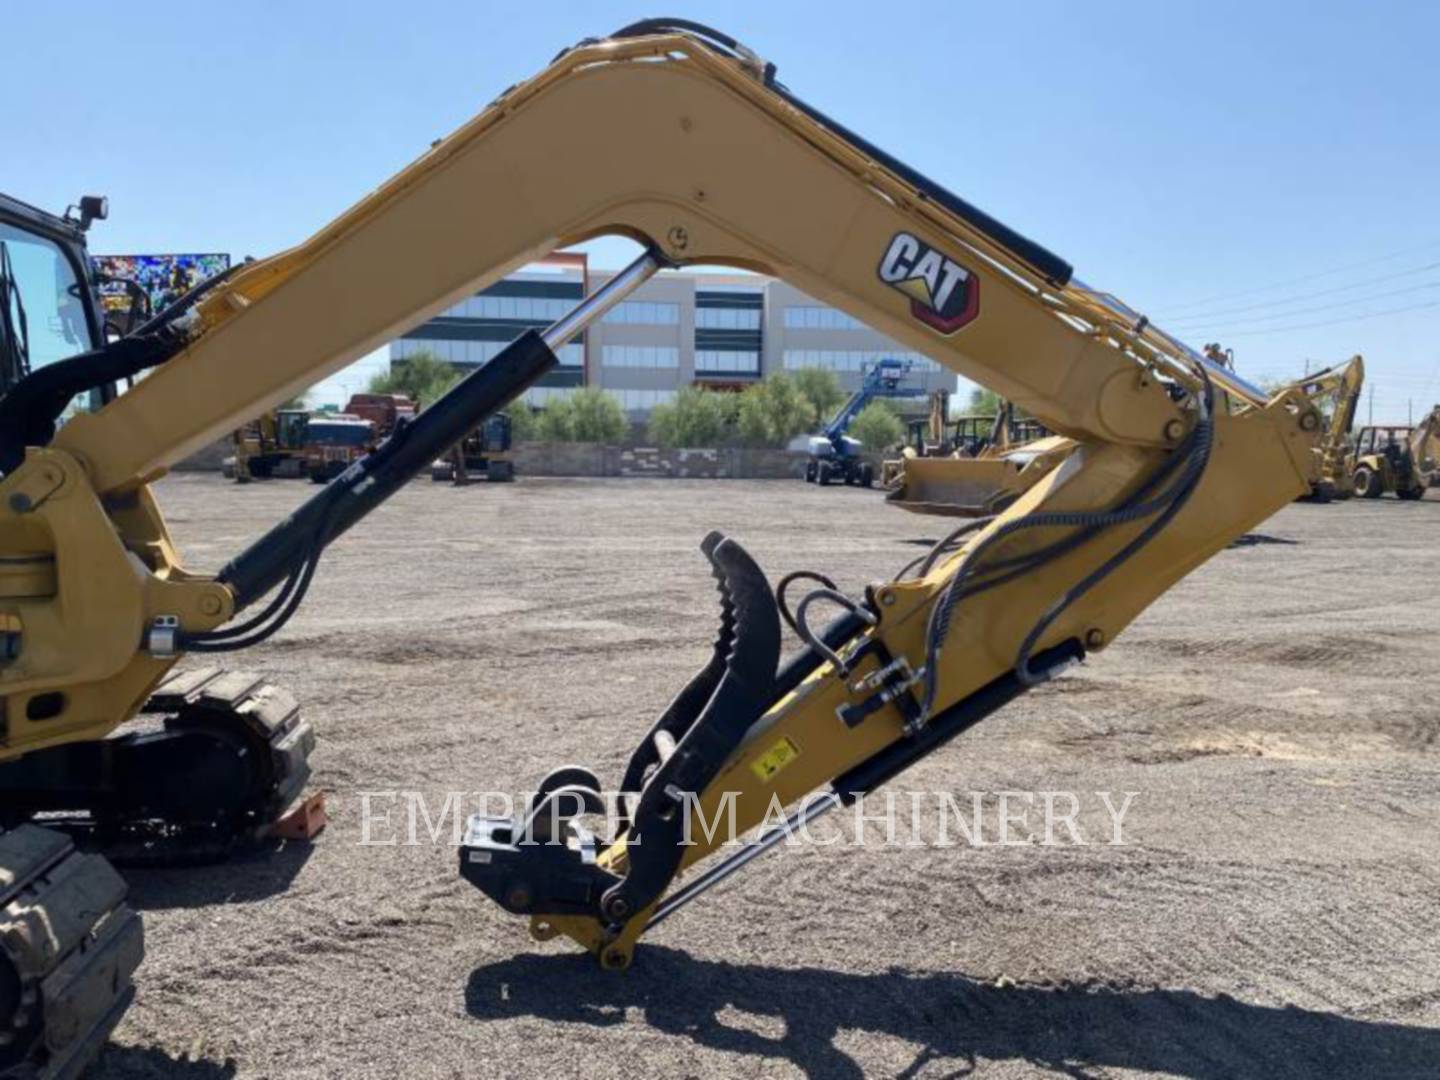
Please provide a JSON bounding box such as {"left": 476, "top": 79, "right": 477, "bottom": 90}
{"left": 877, "top": 232, "right": 980, "bottom": 335}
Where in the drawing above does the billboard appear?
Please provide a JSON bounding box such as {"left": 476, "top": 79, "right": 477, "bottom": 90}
{"left": 92, "top": 252, "right": 230, "bottom": 316}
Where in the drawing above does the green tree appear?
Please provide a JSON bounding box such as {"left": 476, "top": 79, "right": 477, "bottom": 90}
{"left": 966, "top": 384, "right": 1034, "bottom": 422}
{"left": 849, "top": 399, "right": 905, "bottom": 453}
{"left": 536, "top": 387, "right": 630, "bottom": 443}
{"left": 967, "top": 385, "right": 1003, "bottom": 416}
{"left": 736, "top": 374, "right": 815, "bottom": 447}
{"left": 648, "top": 386, "right": 735, "bottom": 448}
{"left": 368, "top": 351, "right": 458, "bottom": 408}
{"left": 506, "top": 403, "right": 540, "bottom": 442}
{"left": 791, "top": 367, "right": 846, "bottom": 427}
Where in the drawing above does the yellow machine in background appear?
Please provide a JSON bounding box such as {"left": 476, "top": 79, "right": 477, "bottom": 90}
{"left": 1284, "top": 355, "right": 1364, "bottom": 501}
{"left": 886, "top": 400, "right": 1064, "bottom": 517}
{"left": 1350, "top": 404, "right": 1440, "bottom": 499}
{"left": 227, "top": 408, "right": 309, "bottom": 482}
{"left": 0, "top": 20, "right": 1330, "bottom": 1072}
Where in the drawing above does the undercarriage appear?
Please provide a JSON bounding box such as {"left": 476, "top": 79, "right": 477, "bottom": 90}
{"left": 0, "top": 670, "right": 313, "bottom": 1075}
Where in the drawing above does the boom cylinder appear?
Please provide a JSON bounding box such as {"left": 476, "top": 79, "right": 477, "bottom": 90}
{"left": 217, "top": 248, "right": 667, "bottom": 608}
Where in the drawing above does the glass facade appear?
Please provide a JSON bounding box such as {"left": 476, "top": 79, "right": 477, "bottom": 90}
{"left": 602, "top": 345, "right": 680, "bottom": 369}
{"left": 602, "top": 301, "right": 680, "bottom": 325}
{"left": 391, "top": 271, "right": 956, "bottom": 416}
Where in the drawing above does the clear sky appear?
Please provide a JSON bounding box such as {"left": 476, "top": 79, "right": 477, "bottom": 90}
{"left": 7, "top": 2, "right": 1437, "bottom": 421}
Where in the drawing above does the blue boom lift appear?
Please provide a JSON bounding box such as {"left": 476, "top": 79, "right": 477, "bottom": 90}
{"left": 804, "top": 357, "right": 927, "bottom": 487}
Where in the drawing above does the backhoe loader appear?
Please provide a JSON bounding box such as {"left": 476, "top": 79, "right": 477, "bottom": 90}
{"left": 0, "top": 19, "right": 1327, "bottom": 1073}
{"left": 1284, "top": 355, "right": 1363, "bottom": 501}
{"left": 1350, "top": 405, "right": 1440, "bottom": 499}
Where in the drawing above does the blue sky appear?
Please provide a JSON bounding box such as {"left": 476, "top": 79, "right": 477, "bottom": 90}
{"left": 7, "top": 2, "right": 1437, "bottom": 420}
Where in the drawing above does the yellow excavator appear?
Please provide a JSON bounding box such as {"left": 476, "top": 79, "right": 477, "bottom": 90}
{"left": 0, "top": 19, "right": 1328, "bottom": 1074}
{"left": 1283, "top": 355, "right": 1364, "bottom": 501}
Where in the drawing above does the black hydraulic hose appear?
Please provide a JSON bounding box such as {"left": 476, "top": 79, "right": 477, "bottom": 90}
{"left": 776, "top": 570, "right": 837, "bottom": 636}
{"left": 600, "top": 19, "right": 1073, "bottom": 286}
{"left": 1014, "top": 376, "right": 1215, "bottom": 684}
{"left": 917, "top": 382, "right": 1214, "bottom": 718}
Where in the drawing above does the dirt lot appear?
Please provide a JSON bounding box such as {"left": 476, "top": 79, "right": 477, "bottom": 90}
{"left": 98, "top": 474, "right": 1440, "bottom": 1079}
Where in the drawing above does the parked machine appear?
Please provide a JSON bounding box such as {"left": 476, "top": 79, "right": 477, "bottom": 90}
{"left": 1351, "top": 405, "right": 1440, "bottom": 499}
{"left": 431, "top": 412, "right": 515, "bottom": 483}
{"left": 805, "top": 357, "right": 926, "bottom": 487}
{"left": 1282, "top": 355, "right": 1364, "bottom": 501}
{"left": 342, "top": 392, "right": 416, "bottom": 436}
{"left": 228, "top": 408, "right": 310, "bottom": 481}
{"left": 303, "top": 413, "right": 378, "bottom": 483}
{"left": 0, "top": 21, "right": 1339, "bottom": 1071}
{"left": 886, "top": 400, "right": 1060, "bottom": 516}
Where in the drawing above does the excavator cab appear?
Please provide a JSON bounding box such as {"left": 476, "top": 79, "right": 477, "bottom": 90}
{"left": 0, "top": 193, "right": 110, "bottom": 415}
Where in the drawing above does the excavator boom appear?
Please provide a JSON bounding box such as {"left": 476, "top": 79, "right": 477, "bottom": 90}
{"left": 0, "top": 20, "right": 1325, "bottom": 984}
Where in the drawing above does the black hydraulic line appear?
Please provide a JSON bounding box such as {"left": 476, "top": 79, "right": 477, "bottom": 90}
{"left": 772, "top": 611, "right": 870, "bottom": 700}
{"left": 603, "top": 19, "right": 1074, "bottom": 287}
{"left": 776, "top": 570, "right": 837, "bottom": 636}
{"left": 834, "top": 640, "right": 1083, "bottom": 800}
{"left": 216, "top": 330, "right": 556, "bottom": 609}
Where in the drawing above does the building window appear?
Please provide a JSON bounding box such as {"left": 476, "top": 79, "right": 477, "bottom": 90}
{"left": 694, "top": 307, "right": 761, "bottom": 330}
{"left": 782, "top": 305, "right": 866, "bottom": 331}
{"left": 606, "top": 388, "right": 677, "bottom": 412}
{"left": 602, "top": 301, "right": 680, "bottom": 325}
{"left": 523, "top": 386, "right": 577, "bottom": 406}
{"left": 782, "top": 349, "right": 941, "bottom": 373}
{"left": 393, "top": 338, "right": 581, "bottom": 370}
{"left": 695, "top": 350, "right": 759, "bottom": 373}
{"left": 602, "top": 345, "right": 680, "bottom": 369}
{"left": 444, "top": 294, "right": 578, "bottom": 321}
{"left": 394, "top": 338, "right": 582, "bottom": 368}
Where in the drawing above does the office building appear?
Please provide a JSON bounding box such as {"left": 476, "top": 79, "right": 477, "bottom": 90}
{"left": 391, "top": 260, "right": 955, "bottom": 416}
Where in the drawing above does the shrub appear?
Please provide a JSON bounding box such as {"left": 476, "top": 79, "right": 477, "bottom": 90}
{"left": 850, "top": 400, "right": 906, "bottom": 453}
{"left": 648, "top": 386, "right": 735, "bottom": 448}
{"left": 736, "top": 375, "right": 815, "bottom": 447}
{"left": 791, "top": 367, "right": 846, "bottom": 426}
{"left": 536, "top": 387, "right": 630, "bottom": 443}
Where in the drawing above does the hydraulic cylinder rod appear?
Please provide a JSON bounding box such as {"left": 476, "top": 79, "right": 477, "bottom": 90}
{"left": 217, "top": 248, "right": 666, "bottom": 608}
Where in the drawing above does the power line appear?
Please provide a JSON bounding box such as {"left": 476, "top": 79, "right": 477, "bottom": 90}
{"left": 1163, "top": 260, "right": 1440, "bottom": 324}
{"left": 1221, "top": 298, "right": 1440, "bottom": 337}
{"left": 1169, "top": 279, "right": 1440, "bottom": 329}
{"left": 1156, "top": 238, "right": 1440, "bottom": 314}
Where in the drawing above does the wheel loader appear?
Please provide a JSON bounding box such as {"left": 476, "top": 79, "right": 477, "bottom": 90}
{"left": 885, "top": 399, "right": 1063, "bottom": 517}
{"left": 0, "top": 19, "right": 1331, "bottom": 1073}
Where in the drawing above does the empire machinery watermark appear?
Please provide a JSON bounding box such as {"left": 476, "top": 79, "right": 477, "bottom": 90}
{"left": 351, "top": 789, "right": 1140, "bottom": 850}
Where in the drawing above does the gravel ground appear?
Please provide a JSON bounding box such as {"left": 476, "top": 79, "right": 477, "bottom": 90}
{"left": 97, "top": 474, "right": 1440, "bottom": 1079}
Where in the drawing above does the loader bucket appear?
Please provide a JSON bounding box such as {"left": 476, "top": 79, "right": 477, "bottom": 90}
{"left": 885, "top": 436, "right": 1078, "bottom": 518}
{"left": 885, "top": 456, "right": 1027, "bottom": 517}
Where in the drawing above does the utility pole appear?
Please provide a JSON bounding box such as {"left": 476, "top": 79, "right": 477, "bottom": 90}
{"left": 1409, "top": 399, "right": 1413, "bottom": 426}
{"left": 1368, "top": 383, "right": 1375, "bottom": 426}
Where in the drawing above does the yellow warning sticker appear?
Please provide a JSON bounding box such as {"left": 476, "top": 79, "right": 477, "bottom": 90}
{"left": 750, "top": 736, "right": 800, "bottom": 782}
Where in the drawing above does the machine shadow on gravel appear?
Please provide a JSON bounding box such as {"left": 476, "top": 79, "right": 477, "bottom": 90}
{"left": 120, "top": 839, "right": 313, "bottom": 911}
{"left": 93, "top": 1046, "right": 238, "bottom": 1079}
{"left": 465, "top": 947, "right": 1440, "bottom": 1080}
